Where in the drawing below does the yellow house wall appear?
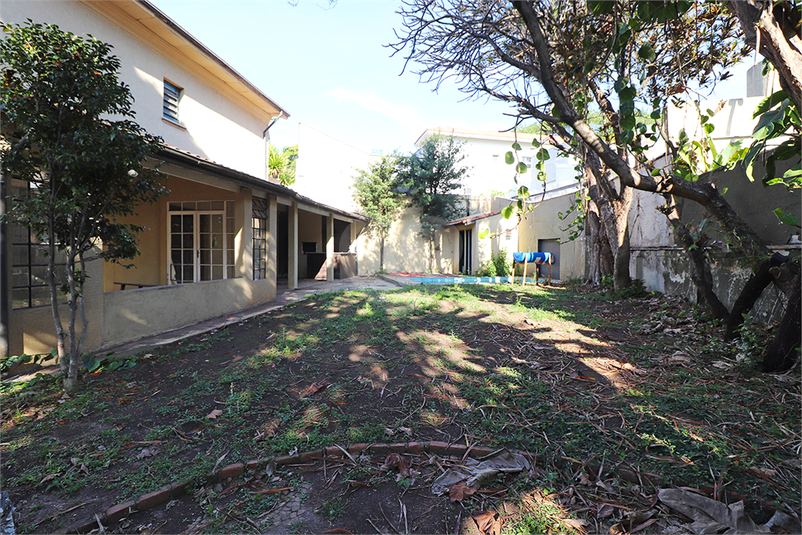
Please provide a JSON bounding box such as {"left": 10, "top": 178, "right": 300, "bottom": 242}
{"left": 102, "top": 175, "right": 242, "bottom": 292}
{"left": 358, "top": 207, "right": 459, "bottom": 275}
{"left": 517, "top": 194, "right": 584, "bottom": 280}
{"left": 101, "top": 277, "right": 273, "bottom": 349}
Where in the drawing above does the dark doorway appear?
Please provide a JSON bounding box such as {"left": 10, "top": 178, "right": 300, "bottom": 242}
{"left": 537, "top": 239, "right": 560, "bottom": 280}
{"left": 459, "top": 229, "right": 473, "bottom": 274}
{"left": 334, "top": 220, "right": 351, "bottom": 252}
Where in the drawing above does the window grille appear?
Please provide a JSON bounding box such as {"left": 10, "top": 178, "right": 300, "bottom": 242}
{"left": 252, "top": 198, "right": 268, "bottom": 280}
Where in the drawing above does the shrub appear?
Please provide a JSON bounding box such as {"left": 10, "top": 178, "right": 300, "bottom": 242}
{"left": 493, "top": 248, "right": 511, "bottom": 277}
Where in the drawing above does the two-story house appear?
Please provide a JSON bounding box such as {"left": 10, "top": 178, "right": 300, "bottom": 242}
{"left": 4, "top": 0, "right": 366, "bottom": 358}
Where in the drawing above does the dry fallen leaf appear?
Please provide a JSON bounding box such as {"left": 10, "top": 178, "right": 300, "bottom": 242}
{"left": 576, "top": 472, "right": 593, "bottom": 485}
{"left": 596, "top": 503, "right": 615, "bottom": 518}
{"left": 749, "top": 466, "right": 778, "bottom": 479}
{"left": 40, "top": 473, "right": 59, "bottom": 484}
{"left": 382, "top": 452, "right": 410, "bottom": 476}
{"left": 562, "top": 518, "right": 589, "bottom": 533}
{"left": 206, "top": 409, "right": 223, "bottom": 419}
{"left": 449, "top": 480, "right": 477, "bottom": 502}
{"left": 473, "top": 510, "right": 502, "bottom": 535}
{"left": 136, "top": 446, "right": 162, "bottom": 459}
{"left": 301, "top": 382, "right": 330, "bottom": 397}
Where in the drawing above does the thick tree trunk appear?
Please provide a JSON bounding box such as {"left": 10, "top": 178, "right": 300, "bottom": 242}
{"left": 583, "top": 147, "right": 632, "bottom": 290}
{"left": 761, "top": 271, "right": 801, "bottom": 372}
{"left": 660, "top": 195, "right": 730, "bottom": 320}
{"left": 724, "top": 253, "right": 789, "bottom": 340}
{"left": 585, "top": 207, "right": 615, "bottom": 286}
{"left": 586, "top": 209, "right": 602, "bottom": 284}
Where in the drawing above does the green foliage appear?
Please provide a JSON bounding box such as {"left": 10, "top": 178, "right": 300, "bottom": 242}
{"left": 351, "top": 154, "right": 405, "bottom": 268}
{"left": 396, "top": 134, "right": 468, "bottom": 241}
{"left": 741, "top": 86, "right": 801, "bottom": 190}
{"left": 0, "top": 351, "right": 58, "bottom": 374}
{"left": 268, "top": 144, "right": 296, "bottom": 186}
{"left": 773, "top": 208, "right": 801, "bottom": 228}
{"left": 493, "top": 248, "right": 511, "bottom": 277}
{"left": 0, "top": 21, "right": 167, "bottom": 387}
{"left": 673, "top": 109, "right": 746, "bottom": 183}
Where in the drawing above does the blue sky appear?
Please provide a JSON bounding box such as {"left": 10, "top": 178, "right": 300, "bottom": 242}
{"left": 150, "top": 0, "right": 517, "bottom": 155}
{"left": 151, "top": 0, "right": 753, "bottom": 155}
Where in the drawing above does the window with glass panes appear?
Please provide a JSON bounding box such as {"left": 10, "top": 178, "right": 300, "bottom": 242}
{"left": 252, "top": 197, "right": 267, "bottom": 280}
{"left": 168, "top": 201, "right": 235, "bottom": 283}
{"left": 10, "top": 179, "right": 67, "bottom": 308}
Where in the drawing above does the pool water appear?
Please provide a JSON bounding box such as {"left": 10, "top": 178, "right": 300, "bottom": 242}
{"left": 409, "top": 276, "right": 536, "bottom": 284}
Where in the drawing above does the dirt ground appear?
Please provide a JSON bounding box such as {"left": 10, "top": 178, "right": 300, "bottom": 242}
{"left": 2, "top": 282, "right": 799, "bottom": 534}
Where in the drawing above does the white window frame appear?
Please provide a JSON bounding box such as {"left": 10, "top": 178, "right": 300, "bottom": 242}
{"left": 168, "top": 203, "right": 233, "bottom": 284}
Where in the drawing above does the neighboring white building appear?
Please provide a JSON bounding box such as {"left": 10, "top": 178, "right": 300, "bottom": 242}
{"left": 415, "top": 128, "right": 581, "bottom": 201}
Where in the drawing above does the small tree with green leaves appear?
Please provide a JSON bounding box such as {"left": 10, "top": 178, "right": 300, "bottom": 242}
{"left": 0, "top": 22, "right": 166, "bottom": 390}
{"left": 396, "top": 134, "right": 468, "bottom": 272}
{"left": 268, "top": 144, "right": 296, "bottom": 186}
{"left": 351, "top": 154, "right": 405, "bottom": 272}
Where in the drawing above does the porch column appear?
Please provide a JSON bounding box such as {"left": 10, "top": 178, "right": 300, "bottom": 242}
{"left": 267, "top": 196, "right": 278, "bottom": 299}
{"left": 238, "top": 189, "right": 253, "bottom": 280}
{"left": 288, "top": 202, "right": 298, "bottom": 290}
{"left": 326, "top": 213, "right": 334, "bottom": 281}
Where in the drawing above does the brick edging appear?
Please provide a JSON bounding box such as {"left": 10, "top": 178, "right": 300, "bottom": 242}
{"left": 67, "top": 440, "right": 515, "bottom": 533}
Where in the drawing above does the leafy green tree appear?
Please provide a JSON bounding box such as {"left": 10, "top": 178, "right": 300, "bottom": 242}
{"left": 0, "top": 22, "right": 166, "bottom": 389}
{"left": 268, "top": 144, "right": 295, "bottom": 186}
{"left": 392, "top": 0, "right": 800, "bottom": 370}
{"left": 351, "top": 154, "right": 405, "bottom": 271}
{"left": 396, "top": 134, "right": 468, "bottom": 272}
{"left": 283, "top": 145, "right": 298, "bottom": 184}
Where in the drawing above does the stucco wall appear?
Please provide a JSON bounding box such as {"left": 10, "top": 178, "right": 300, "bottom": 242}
{"left": 517, "top": 194, "right": 585, "bottom": 281}
{"left": 101, "top": 277, "right": 273, "bottom": 349}
{"left": 628, "top": 156, "right": 800, "bottom": 322}
{"left": 357, "top": 207, "right": 431, "bottom": 274}
{"left": 1, "top": 0, "right": 272, "bottom": 180}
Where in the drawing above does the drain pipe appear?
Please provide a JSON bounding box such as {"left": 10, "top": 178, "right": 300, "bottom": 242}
{"left": 263, "top": 111, "right": 285, "bottom": 181}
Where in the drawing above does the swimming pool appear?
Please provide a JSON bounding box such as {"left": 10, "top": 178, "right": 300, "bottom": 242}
{"left": 408, "top": 276, "right": 535, "bottom": 284}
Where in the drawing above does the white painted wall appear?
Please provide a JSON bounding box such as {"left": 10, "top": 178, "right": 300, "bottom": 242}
{"left": 1, "top": 0, "right": 274, "bottom": 180}
{"left": 293, "top": 123, "right": 379, "bottom": 212}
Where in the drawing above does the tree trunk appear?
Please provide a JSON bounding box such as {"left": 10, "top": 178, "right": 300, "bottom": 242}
{"left": 727, "top": 0, "right": 802, "bottom": 112}
{"left": 586, "top": 208, "right": 602, "bottom": 285}
{"left": 379, "top": 235, "right": 385, "bottom": 272}
{"left": 46, "top": 213, "right": 67, "bottom": 376}
{"left": 583, "top": 148, "right": 632, "bottom": 290}
{"left": 65, "top": 248, "right": 79, "bottom": 391}
{"left": 761, "top": 271, "right": 801, "bottom": 372}
{"left": 660, "top": 195, "right": 730, "bottom": 320}
{"left": 724, "top": 253, "right": 789, "bottom": 340}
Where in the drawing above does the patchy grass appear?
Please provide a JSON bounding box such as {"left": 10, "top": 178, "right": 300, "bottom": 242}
{"left": 1, "top": 283, "right": 799, "bottom": 534}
